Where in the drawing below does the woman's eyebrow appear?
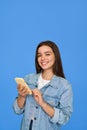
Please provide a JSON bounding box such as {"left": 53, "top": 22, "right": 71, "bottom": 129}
{"left": 45, "top": 51, "right": 52, "bottom": 53}
{"left": 37, "top": 51, "right": 52, "bottom": 54}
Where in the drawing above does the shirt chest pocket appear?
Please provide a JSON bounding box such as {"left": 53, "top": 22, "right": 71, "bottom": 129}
{"left": 43, "top": 94, "right": 59, "bottom": 107}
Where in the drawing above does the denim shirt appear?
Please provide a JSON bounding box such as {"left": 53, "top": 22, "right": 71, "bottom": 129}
{"left": 13, "top": 73, "right": 73, "bottom": 130}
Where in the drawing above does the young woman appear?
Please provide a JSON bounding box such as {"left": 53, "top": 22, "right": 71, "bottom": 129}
{"left": 13, "top": 40, "right": 73, "bottom": 130}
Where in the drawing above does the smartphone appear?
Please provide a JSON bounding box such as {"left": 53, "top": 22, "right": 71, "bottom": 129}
{"left": 15, "top": 77, "right": 32, "bottom": 94}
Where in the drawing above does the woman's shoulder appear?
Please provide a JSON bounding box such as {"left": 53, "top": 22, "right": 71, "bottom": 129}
{"left": 23, "top": 73, "right": 40, "bottom": 83}
{"left": 52, "top": 75, "right": 72, "bottom": 89}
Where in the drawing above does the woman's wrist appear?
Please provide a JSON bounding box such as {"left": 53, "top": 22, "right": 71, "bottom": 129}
{"left": 17, "top": 95, "right": 26, "bottom": 108}
{"left": 40, "top": 100, "right": 54, "bottom": 117}
{"left": 41, "top": 101, "right": 47, "bottom": 109}
{"left": 18, "top": 94, "right": 26, "bottom": 99}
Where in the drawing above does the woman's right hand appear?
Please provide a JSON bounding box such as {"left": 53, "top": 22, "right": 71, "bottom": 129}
{"left": 17, "top": 84, "right": 30, "bottom": 97}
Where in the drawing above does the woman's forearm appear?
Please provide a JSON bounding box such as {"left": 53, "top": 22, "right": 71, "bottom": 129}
{"left": 17, "top": 95, "right": 26, "bottom": 109}
{"left": 41, "top": 101, "right": 55, "bottom": 117}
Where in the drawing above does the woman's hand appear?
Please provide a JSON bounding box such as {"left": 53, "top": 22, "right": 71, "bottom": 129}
{"left": 32, "top": 88, "right": 54, "bottom": 117}
{"left": 17, "top": 84, "right": 30, "bottom": 97}
{"left": 17, "top": 84, "right": 30, "bottom": 108}
{"left": 32, "top": 89, "right": 44, "bottom": 106}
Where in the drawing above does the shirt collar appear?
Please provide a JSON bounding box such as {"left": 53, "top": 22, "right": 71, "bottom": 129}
{"left": 25, "top": 73, "right": 65, "bottom": 89}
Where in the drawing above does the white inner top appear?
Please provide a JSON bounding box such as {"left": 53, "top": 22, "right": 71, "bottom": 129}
{"left": 38, "top": 73, "right": 50, "bottom": 89}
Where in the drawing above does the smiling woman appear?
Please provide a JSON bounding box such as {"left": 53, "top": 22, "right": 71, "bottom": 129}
{"left": 37, "top": 45, "right": 55, "bottom": 79}
{"left": 13, "top": 40, "right": 73, "bottom": 130}
{"left": 35, "top": 41, "right": 66, "bottom": 78}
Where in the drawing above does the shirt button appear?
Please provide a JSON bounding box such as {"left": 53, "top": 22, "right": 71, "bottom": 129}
{"left": 36, "top": 106, "right": 38, "bottom": 109}
{"left": 34, "top": 117, "right": 36, "bottom": 120}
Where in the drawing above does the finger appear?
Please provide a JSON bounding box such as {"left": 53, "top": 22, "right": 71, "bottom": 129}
{"left": 18, "top": 89, "right": 28, "bottom": 97}
{"left": 32, "top": 90, "right": 39, "bottom": 96}
{"left": 17, "top": 84, "right": 24, "bottom": 91}
{"left": 32, "top": 89, "right": 40, "bottom": 94}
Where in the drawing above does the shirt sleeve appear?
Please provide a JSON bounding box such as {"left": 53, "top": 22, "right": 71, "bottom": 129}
{"left": 13, "top": 98, "right": 25, "bottom": 114}
{"left": 50, "top": 107, "right": 60, "bottom": 123}
{"left": 50, "top": 84, "right": 73, "bottom": 125}
{"left": 50, "top": 107, "right": 69, "bottom": 125}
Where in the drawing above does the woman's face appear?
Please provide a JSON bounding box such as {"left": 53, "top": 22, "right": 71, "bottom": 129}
{"left": 37, "top": 45, "right": 55, "bottom": 72}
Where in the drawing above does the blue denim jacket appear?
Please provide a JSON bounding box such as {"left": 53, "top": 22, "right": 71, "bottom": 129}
{"left": 13, "top": 73, "right": 73, "bottom": 130}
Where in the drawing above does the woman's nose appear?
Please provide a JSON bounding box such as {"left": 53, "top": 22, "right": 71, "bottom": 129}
{"left": 41, "top": 55, "right": 45, "bottom": 60}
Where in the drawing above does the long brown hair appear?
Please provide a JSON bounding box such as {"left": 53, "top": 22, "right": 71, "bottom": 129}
{"left": 35, "top": 40, "right": 65, "bottom": 78}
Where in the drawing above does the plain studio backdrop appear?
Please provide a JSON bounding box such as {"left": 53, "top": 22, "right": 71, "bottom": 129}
{"left": 0, "top": 0, "right": 87, "bottom": 130}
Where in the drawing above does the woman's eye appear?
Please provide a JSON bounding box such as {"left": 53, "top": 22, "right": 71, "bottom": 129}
{"left": 46, "top": 53, "right": 50, "bottom": 56}
{"left": 37, "top": 53, "right": 51, "bottom": 57}
{"left": 37, "top": 54, "right": 41, "bottom": 57}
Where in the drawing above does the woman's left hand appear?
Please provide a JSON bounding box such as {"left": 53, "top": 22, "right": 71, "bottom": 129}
{"left": 32, "top": 89, "right": 44, "bottom": 106}
{"left": 32, "top": 88, "right": 54, "bottom": 117}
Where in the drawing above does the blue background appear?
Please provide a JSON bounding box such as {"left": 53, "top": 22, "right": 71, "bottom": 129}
{"left": 0, "top": 0, "right": 87, "bottom": 129}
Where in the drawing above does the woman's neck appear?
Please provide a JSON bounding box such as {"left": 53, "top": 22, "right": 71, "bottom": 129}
{"left": 41, "top": 70, "right": 54, "bottom": 80}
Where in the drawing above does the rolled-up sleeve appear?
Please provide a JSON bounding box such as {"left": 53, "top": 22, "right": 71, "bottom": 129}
{"left": 50, "top": 107, "right": 60, "bottom": 123}
{"left": 13, "top": 98, "right": 25, "bottom": 114}
{"left": 50, "top": 107, "right": 70, "bottom": 125}
{"left": 50, "top": 84, "right": 73, "bottom": 125}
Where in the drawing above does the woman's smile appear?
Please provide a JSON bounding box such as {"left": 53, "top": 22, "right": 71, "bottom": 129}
{"left": 37, "top": 45, "right": 55, "bottom": 71}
